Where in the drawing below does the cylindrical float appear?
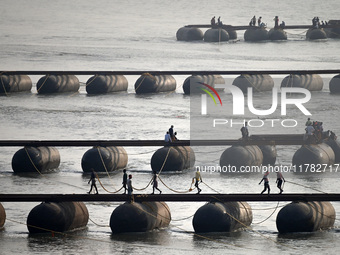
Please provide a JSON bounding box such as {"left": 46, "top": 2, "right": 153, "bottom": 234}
{"left": 27, "top": 201, "right": 89, "bottom": 233}
{"left": 203, "top": 28, "right": 229, "bottom": 42}
{"left": 244, "top": 28, "right": 268, "bottom": 41}
{"left": 219, "top": 145, "right": 263, "bottom": 171}
{"left": 292, "top": 143, "right": 335, "bottom": 171}
{"left": 259, "top": 145, "right": 277, "bottom": 165}
{"left": 0, "top": 75, "right": 32, "bottom": 93}
{"left": 324, "top": 138, "right": 340, "bottom": 163}
{"left": 135, "top": 74, "right": 176, "bottom": 94}
{"left": 193, "top": 201, "right": 252, "bottom": 233}
{"left": 325, "top": 20, "right": 340, "bottom": 38}
{"left": 276, "top": 201, "right": 335, "bottom": 233}
{"left": 36, "top": 75, "right": 80, "bottom": 94}
{"left": 281, "top": 74, "right": 323, "bottom": 91}
{"left": 12, "top": 146, "right": 60, "bottom": 173}
{"left": 0, "top": 203, "right": 5, "bottom": 229}
{"left": 81, "top": 146, "right": 128, "bottom": 172}
{"left": 232, "top": 74, "right": 274, "bottom": 93}
{"left": 226, "top": 30, "right": 237, "bottom": 40}
{"left": 176, "top": 27, "right": 203, "bottom": 41}
{"left": 182, "top": 74, "right": 225, "bottom": 94}
{"left": 329, "top": 74, "right": 340, "bottom": 94}
{"left": 86, "top": 75, "right": 128, "bottom": 94}
{"left": 306, "top": 28, "right": 327, "bottom": 40}
{"left": 110, "top": 201, "right": 171, "bottom": 234}
{"left": 268, "top": 28, "right": 287, "bottom": 40}
{"left": 151, "top": 146, "right": 195, "bottom": 172}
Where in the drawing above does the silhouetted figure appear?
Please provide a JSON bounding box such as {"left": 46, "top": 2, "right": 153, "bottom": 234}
{"left": 276, "top": 171, "right": 285, "bottom": 194}
{"left": 151, "top": 173, "right": 162, "bottom": 194}
{"left": 241, "top": 122, "right": 249, "bottom": 140}
{"left": 164, "top": 131, "right": 172, "bottom": 143}
{"left": 252, "top": 15, "right": 256, "bottom": 26}
{"left": 211, "top": 16, "right": 216, "bottom": 26}
{"left": 122, "top": 169, "right": 127, "bottom": 194}
{"left": 88, "top": 169, "right": 98, "bottom": 194}
{"left": 259, "top": 171, "right": 270, "bottom": 194}
{"left": 258, "top": 16, "right": 262, "bottom": 26}
{"left": 274, "top": 16, "right": 279, "bottom": 28}
{"left": 127, "top": 174, "right": 133, "bottom": 195}
{"left": 169, "top": 125, "right": 174, "bottom": 141}
{"left": 194, "top": 170, "right": 202, "bottom": 194}
{"left": 217, "top": 16, "right": 222, "bottom": 26}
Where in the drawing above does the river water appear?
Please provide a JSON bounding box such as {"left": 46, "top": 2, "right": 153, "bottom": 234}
{"left": 1, "top": 0, "right": 340, "bottom": 254}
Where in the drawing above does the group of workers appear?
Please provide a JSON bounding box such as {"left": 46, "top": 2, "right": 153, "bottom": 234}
{"left": 312, "top": 17, "right": 328, "bottom": 28}
{"left": 211, "top": 16, "right": 223, "bottom": 26}
{"left": 259, "top": 170, "right": 285, "bottom": 195}
{"left": 248, "top": 15, "right": 285, "bottom": 29}
{"left": 304, "top": 117, "right": 327, "bottom": 143}
{"left": 164, "top": 125, "right": 178, "bottom": 143}
{"left": 88, "top": 167, "right": 285, "bottom": 196}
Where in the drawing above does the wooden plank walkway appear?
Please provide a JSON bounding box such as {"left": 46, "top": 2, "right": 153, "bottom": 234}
{"left": 185, "top": 24, "right": 340, "bottom": 30}
{"left": 0, "top": 70, "right": 339, "bottom": 76}
{"left": 0, "top": 135, "right": 305, "bottom": 147}
{"left": 1, "top": 193, "right": 340, "bottom": 202}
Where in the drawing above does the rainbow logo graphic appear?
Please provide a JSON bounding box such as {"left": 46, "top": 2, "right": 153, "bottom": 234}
{"left": 198, "top": 82, "right": 222, "bottom": 106}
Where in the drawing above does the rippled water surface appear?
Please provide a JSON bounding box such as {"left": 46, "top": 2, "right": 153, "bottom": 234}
{"left": 1, "top": 0, "right": 340, "bottom": 254}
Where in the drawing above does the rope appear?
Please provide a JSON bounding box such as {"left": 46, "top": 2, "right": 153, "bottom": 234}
{"left": 285, "top": 180, "right": 327, "bottom": 194}
{"left": 171, "top": 213, "right": 195, "bottom": 222}
{"left": 0, "top": 72, "right": 9, "bottom": 96}
{"left": 209, "top": 195, "right": 295, "bottom": 249}
{"left": 69, "top": 74, "right": 99, "bottom": 97}
{"left": 243, "top": 74, "right": 261, "bottom": 93}
{"left": 130, "top": 201, "right": 260, "bottom": 251}
{"left": 135, "top": 73, "right": 154, "bottom": 93}
{"left": 201, "top": 181, "right": 220, "bottom": 193}
{"left": 252, "top": 201, "right": 280, "bottom": 224}
{"left": 24, "top": 147, "right": 43, "bottom": 175}
{"left": 95, "top": 175, "right": 124, "bottom": 194}
{"left": 157, "top": 146, "right": 172, "bottom": 176}
{"left": 36, "top": 74, "right": 50, "bottom": 94}
{"left": 158, "top": 176, "right": 193, "bottom": 193}
{"left": 132, "top": 177, "right": 153, "bottom": 191}
{"left": 7, "top": 217, "right": 119, "bottom": 243}
{"left": 88, "top": 217, "right": 109, "bottom": 227}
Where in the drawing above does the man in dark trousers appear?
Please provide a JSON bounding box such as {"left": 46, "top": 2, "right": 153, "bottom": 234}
{"left": 151, "top": 173, "right": 162, "bottom": 194}
{"left": 122, "top": 169, "right": 127, "bottom": 194}
{"left": 276, "top": 171, "right": 285, "bottom": 194}
{"left": 169, "top": 125, "right": 174, "bottom": 141}
{"left": 88, "top": 168, "right": 98, "bottom": 194}
{"left": 259, "top": 170, "right": 270, "bottom": 194}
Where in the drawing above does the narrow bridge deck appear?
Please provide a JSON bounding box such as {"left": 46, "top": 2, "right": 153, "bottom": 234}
{"left": 0, "top": 135, "right": 306, "bottom": 147}
{"left": 0, "top": 70, "right": 340, "bottom": 76}
{"left": 185, "top": 24, "right": 340, "bottom": 30}
{"left": 1, "top": 193, "right": 340, "bottom": 202}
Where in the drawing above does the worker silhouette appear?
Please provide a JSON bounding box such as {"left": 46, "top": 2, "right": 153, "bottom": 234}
{"left": 88, "top": 169, "right": 98, "bottom": 194}
{"left": 276, "top": 171, "right": 285, "bottom": 194}
{"left": 151, "top": 173, "right": 162, "bottom": 194}
{"left": 259, "top": 170, "right": 270, "bottom": 194}
{"left": 194, "top": 170, "right": 202, "bottom": 194}
{"left": 122, "top": 169, "right": 127, "bottom": 194}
